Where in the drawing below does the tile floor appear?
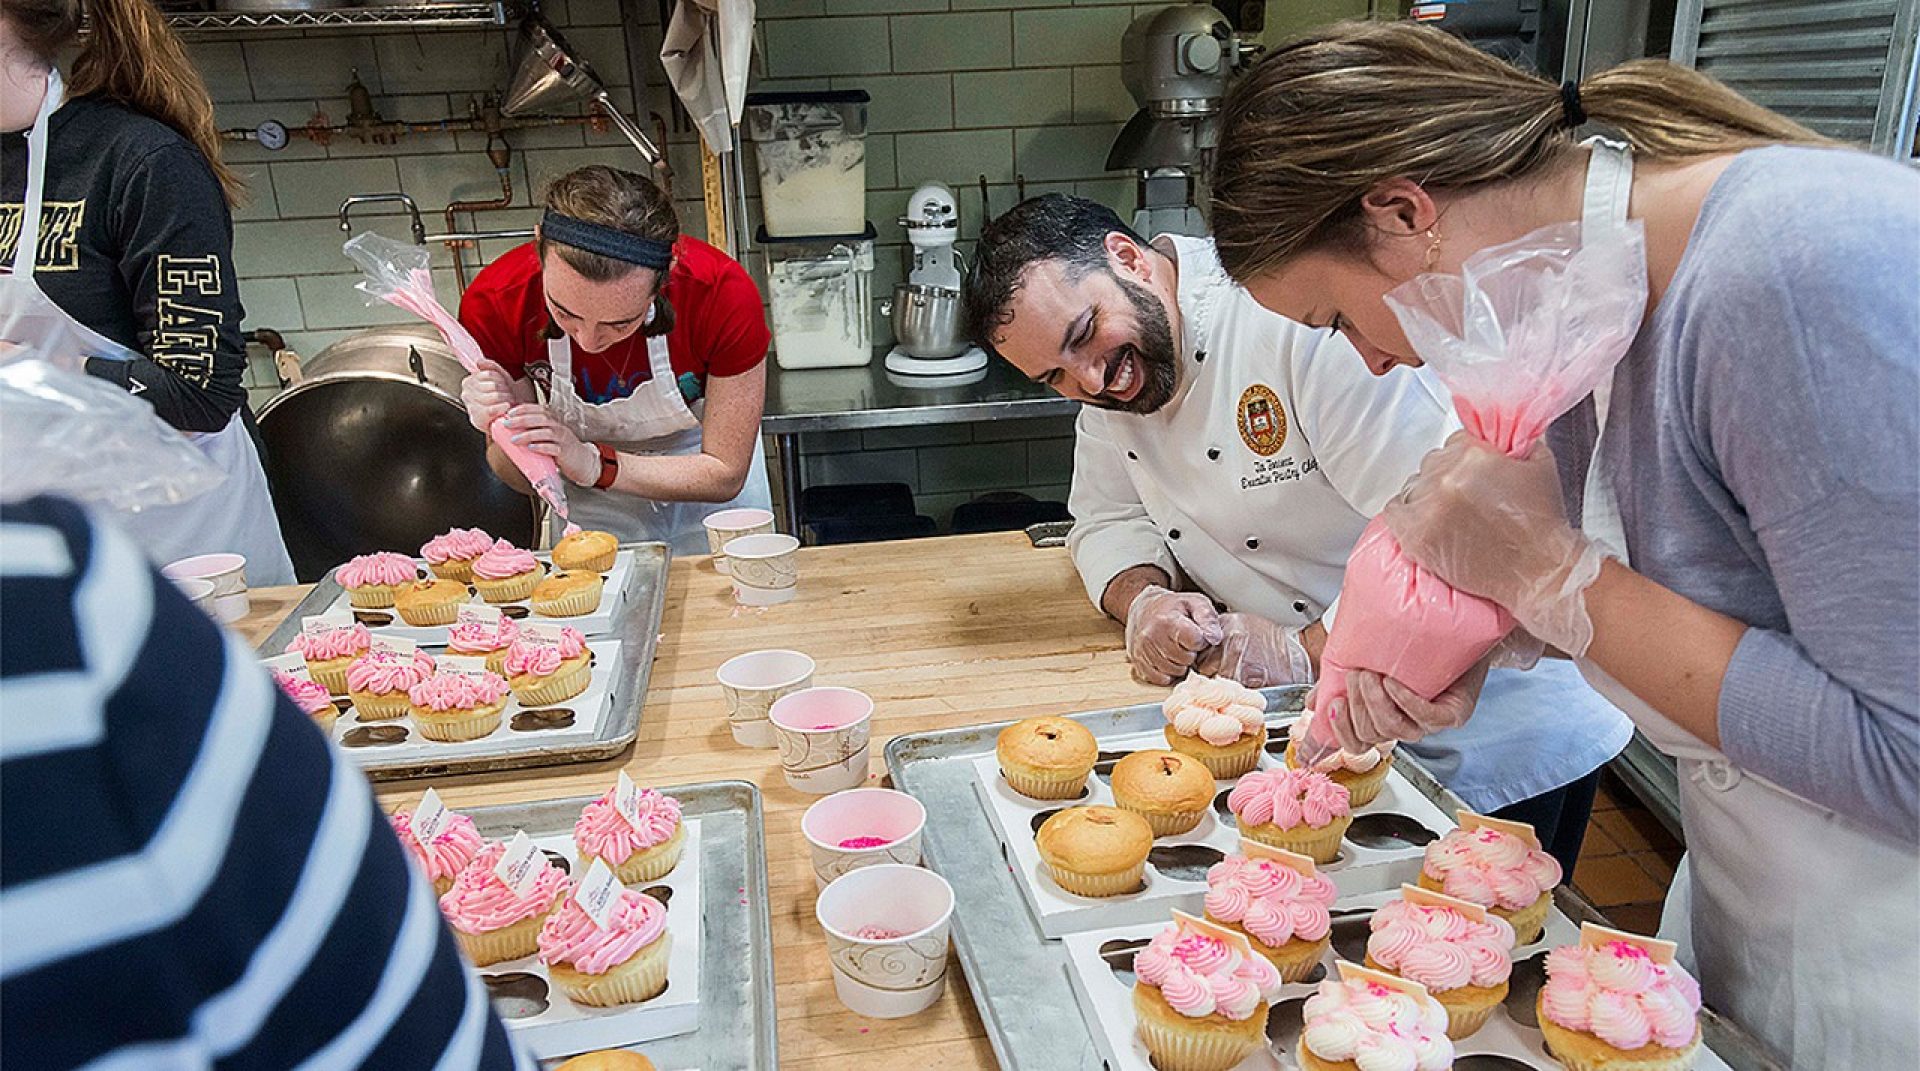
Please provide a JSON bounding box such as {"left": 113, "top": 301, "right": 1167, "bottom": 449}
{"left": 1569, "top": 770, "right": 1685, "bottom": 935}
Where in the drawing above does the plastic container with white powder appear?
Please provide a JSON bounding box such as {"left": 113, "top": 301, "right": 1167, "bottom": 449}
{"left": 744, "top": 91, "right": 870, "bottom": 239}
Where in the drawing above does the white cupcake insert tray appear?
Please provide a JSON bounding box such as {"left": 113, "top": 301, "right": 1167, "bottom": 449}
{"left": 1062, "top": 888, "right": 1735, "bottom": 1071}
{"left": 264, "top": 640, "right": 621, "bottom": 765}
{"left": 971, "top": 719, "right": 1452, "bottom": 938}
{"left": 322, "top": 548, "right": 640, "bottom": 644}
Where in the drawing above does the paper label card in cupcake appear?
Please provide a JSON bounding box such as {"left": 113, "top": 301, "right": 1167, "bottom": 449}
{"left": 1236, "top": 838, "right": 1320, "bottom": 878}
{"left": 496, "top": 830, "right": 546, "bottom": 898}
{"left": 301, "top": 610, "right": 357, "bottom": 642}
{"left": 575, "top": 857, "right": 623, "bottom": 930}
{"left": 1336, "top": 959, "right": 1432, "bottom": 1000}
{"left": 456, "top": 603, "right": 505, "bottom": 632}
{"left": 1400, "top": 882, "right": 1489, "bottom": 923}
{"left": 613, "top": 769, "right": 644, "bottom": 830}
{"left": 1580, "top": 922, "right": 1678, "bottom": 964}
{"left": 1458, "top": 809, "right": 1542, "bottom": 850}
{"left": 437, "top": 654, "right": 492, "bottom": 678}
{"left": 1169, "top": 909, "right": 1256, "bottom": 960}
{"left": 520, "top": 621, "right": 568, "bottom": 649}
{"left": 411, "top": 787, "right": 449, "bottom": 848}
{"left": 370, "top": 634, "right": 418, "bottom": 657}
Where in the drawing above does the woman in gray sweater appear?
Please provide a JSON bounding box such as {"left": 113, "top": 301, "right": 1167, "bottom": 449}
{"left": 1209, "top": 22, "right": 1917, "bottom": 1070}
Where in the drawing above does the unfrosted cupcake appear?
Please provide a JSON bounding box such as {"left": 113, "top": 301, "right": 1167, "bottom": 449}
{"left": 1297, "top": 974, "right": 1454, "bottom": 1071}
{"left": 1285, "top": 707, "right": 1394, "bottom": 807}
{"left": 408, "top": 670, "right": 510, "bottom": 742}
{"left": 447, "top": 614, "right": 519, "bottom": 675}
{"left": 420, "top": 527, "right": 494, "bottom": 582}
{"left": 472, "top": 539, "right": 543, "bottom": 604}
{"left": 1202, "top": 852, "right": 1337, "bottom": 981}
{"left": 503, "top": 625, "right": 592, "bottom": 707}
{"left": 1364, "top": 896, "right": 1516, "bottom": 1038}
{"left": 284, "top": 622, "right": 371, "bottom": 695}
{"left": 551, "top": 528, "right": 619, "bottom": 574}
{"left": 272, "top": 668, "right": 340, "bottom": 733}
{"left": 531, "top": 570, "right": 603, "bottom": 618}
{"left": 1034, "top": 806, "right": 1152, "bottom": 898}
{"left": 996, "top": 716, "right": 1098, "bottom": 800}
{"left": 391, "top": 807, "right": 485, "bottom": 895}
{"left": 574, "top": 786, "right": 686, "bottom": 883}
{"left": 346, "top": 649, "right": 437, "bottom": 720}
{"left": 336, "top": 552, "right": 418, "bottom": 609}
{"left": 1111, "top": 750, "right": 1215, "bottom": 836}
{"left": 439, "top": 840, "right": 570, "bottom": 966}
{"left": 1420, "top": 823, "right": 1562, "bottom": 945}
{"left": 538, "top": 886, "right": 672, "bottom": 1007}
{"left": 1537, "top": 940, "right": 1702, "bottom": 1071}
{"left": 394, "top": 578, "right": 469, "bottom": 626}
{"left": 1226, "top": 767, "right": 1351, "bottom": 863}
{"left": 1131, "top": 917, "right": 1286, "bottom": 1071}
{"left": 1161, "top": 674, "right": 1266, "bottom": 779}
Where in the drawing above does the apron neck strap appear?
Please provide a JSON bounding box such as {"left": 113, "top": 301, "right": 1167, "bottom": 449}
{"left": 13, "top": 68, "right": 64, "bottom": 278}
{"left": 1581, "top": 138, "right": 1634, "bottom": 232}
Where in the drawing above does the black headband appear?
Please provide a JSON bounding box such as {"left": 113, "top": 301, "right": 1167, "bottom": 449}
{"left": 1559, "top": 81, "right": 1587, "bottom": 129}
{"left": 540, "top": 210, "right": 673, "bottom": 270}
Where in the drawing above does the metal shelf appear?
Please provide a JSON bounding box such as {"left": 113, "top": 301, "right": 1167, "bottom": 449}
{"left": 164, "top": 2, "right": 515, "bottom": 32}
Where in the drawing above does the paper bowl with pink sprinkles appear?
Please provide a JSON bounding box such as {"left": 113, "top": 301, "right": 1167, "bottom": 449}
{"left": 815, "top": 863, "right": 954, "bottom": 1019}
{"left": 801, "top": 788, "right": 927, "bottom": 890}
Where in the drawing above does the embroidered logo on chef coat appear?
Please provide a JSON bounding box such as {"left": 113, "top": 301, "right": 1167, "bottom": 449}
{"left": 1236, "top": 385, "right": 1288, "bottom": 457}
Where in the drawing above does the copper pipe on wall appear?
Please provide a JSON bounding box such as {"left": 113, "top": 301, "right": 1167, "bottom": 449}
{"left": 443, "top": 131, "right": 516, "bottom": 291}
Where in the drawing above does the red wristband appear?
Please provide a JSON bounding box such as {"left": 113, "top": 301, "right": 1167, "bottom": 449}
{"left": 592, "top": 443, "right": 619, "bottom": 489}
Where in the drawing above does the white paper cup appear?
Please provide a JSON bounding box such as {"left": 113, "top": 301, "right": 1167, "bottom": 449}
{"left": 162, "top": 553, "right": 249, "bottom": 623}
{"left": 704, "top": 507, "right": 776, "bottom": 575}
{"left": 172, "top": 577, "right": 219, "bottom": 615}
{"left": 816, "top": 864, "right": 955, "bottom": 1019}
{"left": 725, "top": 533, "right": 800, "bottom": 606}
{"left": 769, "top": 686, "right": 873, "bottom": 794}
{"left": 802, "top": 788, "right": 927, "bottom": 891}
{"left": 717, "top": 649, "right": 816, "bottom": 748}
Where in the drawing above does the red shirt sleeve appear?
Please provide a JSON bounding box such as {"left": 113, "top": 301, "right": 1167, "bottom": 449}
{"left": 673, "top": 240, "right": 769, "bottom": 380}
{"left": 458, "top": 244, "right": 541, "bottom": 380}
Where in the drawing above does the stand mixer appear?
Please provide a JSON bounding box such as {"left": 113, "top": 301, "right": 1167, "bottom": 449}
{"left": 883, "top": 183, "right": 989, "bottom": 379}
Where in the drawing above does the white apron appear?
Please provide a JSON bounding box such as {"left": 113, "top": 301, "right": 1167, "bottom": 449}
{"left": 1574, "top": 140, "right": 1919, "bottom": 1069}
{"left": 544, "top": 329, "right": 770, "bottom": 555}
{"left": 0, "top": 71, "right": 294, "bottom": 585}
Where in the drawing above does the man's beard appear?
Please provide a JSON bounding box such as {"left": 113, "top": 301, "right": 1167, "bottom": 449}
{"left": 1087, "top": 271, "right": 1180, "bottom": 415}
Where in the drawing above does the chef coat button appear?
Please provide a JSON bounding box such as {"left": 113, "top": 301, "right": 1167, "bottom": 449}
{"left": 1169, "top": 529, "right": 1182, "bottom": 540}
{"left": 1245, "top": 537, "right": 1259, "bottom": 550}
{"left": 1126, "top": 451, "right": 1137, "bottom": 461}
{"left": 1293, "top": 600, "right": 1308, "bottom": 613}
{"left": 1207, "top": 448, "right": 1221, "bottom": 461}
{"left": 1195, "top": 350, "right": 1207, "bottom": 363}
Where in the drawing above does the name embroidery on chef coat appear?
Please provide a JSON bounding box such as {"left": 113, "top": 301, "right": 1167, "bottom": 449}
{"left": 1236, "top": 384, "right": 1287, "bottom": 457}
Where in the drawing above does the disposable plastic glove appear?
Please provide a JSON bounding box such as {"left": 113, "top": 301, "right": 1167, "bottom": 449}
{"left": 1196, "top": 613, "right": 1315, "bottom": 689}
{"left": 460, "top": 358, "right": 516, "bottom": 433}
{"left": 1124, "top": 585, "right": 1224, "bottom": 686}
{"left": 1382, "top": 433, "right": 1609, "bottom": 657}
{"left": 1312, "top": 654, "right": 1493, "bottom": 754}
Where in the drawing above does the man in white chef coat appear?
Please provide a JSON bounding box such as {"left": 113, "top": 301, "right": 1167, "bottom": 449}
{"left": 962, "top": 195, "right": 1631, "bottom": 870}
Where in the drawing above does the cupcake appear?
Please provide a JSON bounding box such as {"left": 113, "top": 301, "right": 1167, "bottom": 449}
{"left": 574, "top": 786, "right": 686, "bottom": 883}
{"left": 503, "top": 626, "right": 592, "bottom": 707}
{"left": 272, "top": 668, "right": 340, "bottom": 733}
{"left": 394, "top": 578, "right": 470, "bottom": 627}
{"left": 1110, "top": 750, "right": 1214, "bottom": 836}
{"left": 1297, "top": 973, "right": 1454, "bottom": 1071}
{"left": 531, "top": 571, "right": 604, "bottom": 618}
{"left": 420, "top": 527, "right": 494, "bottom": 582}
{"left": 996, "top": 716, "right": 1098, "bottom": 800}
{"left": 1034, "top": 805, "right": 1152, "bottom": 898}
{"left": 448, "top": 614, "right": 519, "bottom": 676}
{"left": 1161, "top": 674, "right": 1267, "bottom": 779}
{"left": 408, "top": 670, "right": 510, "bottom": 742}
{"left": 552, "top": 528, "right": 620, "bottom": 574}
{"left": 1131, "top": 917, "right": 1285, "bottom": 1071}
{"left": 346, "top": 649, "right": 437, "bottom": 721}
{"left": 1537, "top": 939, "right": 1702, "bottom": 1071}
{"left": 390, "top": 807, "right": 485, "bottom": 895}
{"left": 1202, "top": 850, "right": 1338, "bottom": 981}
{"left": 1226, "top": 768, "right": 1351, "bottom": 863}
{"left": 537, "top": 886, "right": 672, "bottom": 1007}
{"left": 472, "top": 539, "right": 544, "bottom": 604}
{"left": 439, "top": 840, "right": 570, "bottom": 966}
{"left": 283, "top": 622, "right": 371, "bottom": 695}
{"left": 336, "top": 552, "right": 419, "bottom": 609}
{"left": 1286, "top": 707, "right": 1394, "bottom": 807}
{"left": 1363, "top": 894, "right": 1516, "bottom": 1038}
{"left": 1420, "top": 822, "right": 1562, "bottom": 945}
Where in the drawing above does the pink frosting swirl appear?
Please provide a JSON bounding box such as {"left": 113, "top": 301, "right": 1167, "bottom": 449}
{"left": 503, "top": 627, "right": 588, "bottom": 677}
{"left": 1132, "top": 922, "right": 1284, "bottom": 1021}
{"left": 1422, "top": 826, "right": 1563, "bottom": 911}
{"left": 536, "top": 888, "right": 668, "bottom": 975}
{"left": 284, "top": 623, "right": 372, "bottom": 662}
{"left": 421, "top": 527, "right": 494, "bottom": 564}
{"left": 472, "top": 539, "right": 538, "bottom": 580}
{"left": 391, "top": 809, "right": 484, "bottom": 884}
{"left": 1365, "top": 898, "right": 1515, "bottom": 992}
{"left": 1292, "top": 708, "right": 1391, "bottom": 773}
{"left": 1301, "top": 978, "right": 1454, "bottom": 1071}
{"left": 1227, "top": 768, "right": 1350, "bottom": 830}
{"left": 438, "top": 840, "right": 569, "bottom": 935}
{"left": 1163, "top": 674, "right": 1267, "bottom": 746}
{"left": 271, "top": 669, "right": 335, "bottom": 716}
{"left": 336, "top": 552, "right": 417, "bottom": 588}
{"left": 1541, "top": 942, "right": 1701, "bottom": 1051}
{"left": 447, "top": 615, "right": 518, "bottom": 656}
{"left": 574, "top": 787, "right": 682, "bottom": 863}
{"left": 1203, "top": 855, "right": 1337, "bottom": 948}
{"left": 346, "top": 650, "right": 437, "bottom": 695}
{"left": 408, "top": 671, "right": 509, "bottom": 711}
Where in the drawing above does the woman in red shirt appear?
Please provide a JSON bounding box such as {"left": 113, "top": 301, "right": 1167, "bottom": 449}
{"left": 459, "top": 165, "right": 772, "bottom": 549}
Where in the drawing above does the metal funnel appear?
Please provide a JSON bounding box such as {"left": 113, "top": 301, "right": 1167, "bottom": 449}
{"left": 504, "top": 16, "right": 666, "bottom": 172}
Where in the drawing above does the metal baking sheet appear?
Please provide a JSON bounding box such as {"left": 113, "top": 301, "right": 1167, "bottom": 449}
{"left": 463, "top": 781, "right": 777, "bottom": 1071}
{"left": 260, "top": 542, "right": 670, "bottom": 782}
{"left": 318, "top": 548, "right": 645, "bottom": 645}
{"left": 885, "top": 688, "right": 1783, "bottom": 1071}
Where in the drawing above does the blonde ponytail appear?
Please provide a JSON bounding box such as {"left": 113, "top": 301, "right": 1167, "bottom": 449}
{"left": 1579, "top": 60, "right": 1829, "bottom": 159}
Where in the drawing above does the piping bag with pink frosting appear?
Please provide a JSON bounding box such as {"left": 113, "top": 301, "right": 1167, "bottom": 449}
{"left": 344, "top": 232, "right": 569, "bottom": 522}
